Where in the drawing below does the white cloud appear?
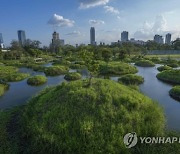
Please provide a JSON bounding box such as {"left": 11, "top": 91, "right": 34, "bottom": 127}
{"left": 79, "top": 0, "right": 110, "bottom": 9}
{"left": 66, "top": 31, "right": 81, "bottom": 36}
{"left": 48, "top": 14, "right": 75, "bottom": 27}
{"left": 134, "top": 15, "right": 168, "bottom": 40}
{"left": 104, "top": 5, "right": 120, "bottom": 15}
{"left": 89, "top": 19, "right": 105, "bottom": 25}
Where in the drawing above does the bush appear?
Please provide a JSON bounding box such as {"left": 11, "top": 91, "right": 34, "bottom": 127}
{"left": 156, "top": 70, "right": 180, "bottom": 84}
{"left": 169, "top": 86, "right": 180, "bottom": 101}
{"left": 118, "top": 74, "right": 144, "bottom": 85}
{"left": 64, "top": 72, "right": 82, "bottom": 81}
{"left": 157, "top": 65, "right": 172, "bottom": 72}
{"left": 17, "top": 79, "right": 164, "bottom": 153}
{"left": 135, "top": 60, "right": 155, "bottom": 67}
{"left": 99, "top": 62, "right": 138, "bottom": 75}
{"left": 44, "top": 66, "right": 69, "bottom": 76}
{"left": 27, "top": 75, "right": 47, "bottom": 86}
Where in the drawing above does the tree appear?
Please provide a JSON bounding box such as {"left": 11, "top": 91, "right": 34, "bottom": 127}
{"left": 78, "top": 49, "right": 99, "bottom": 86}
{"left": 10, "top": 40, "right": 23, "bottom": 51}
{"left": 27, "top": 48, "right": 42, "bottom": 57}
{"left": 119, "top": 48, "right": 127, "bottom": 61}
{"left": 24, "top": 39, "right": 42, "bottom": 49}
{"left": 101, "top": 48, "right": 112, "bottom": 63}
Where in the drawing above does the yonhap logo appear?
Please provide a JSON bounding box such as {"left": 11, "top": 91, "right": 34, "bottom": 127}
{"left": 124, "top": 132, "right": 138, "bottom": 148}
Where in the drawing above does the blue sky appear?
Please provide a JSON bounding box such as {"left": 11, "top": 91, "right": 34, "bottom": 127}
{"left": 0, "top": 0, "right": 180, "bottom": 46}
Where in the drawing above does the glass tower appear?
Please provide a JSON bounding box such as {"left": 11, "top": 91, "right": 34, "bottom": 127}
{"left": 90, "top": 27, "right": 96, "bottom": 45}
{"left": 18, "top": 30, "right": 26, "bottom": 46}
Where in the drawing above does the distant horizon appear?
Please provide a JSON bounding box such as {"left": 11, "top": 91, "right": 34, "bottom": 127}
{"left": 0, "top": 0, "right": 180, "bottom": 46}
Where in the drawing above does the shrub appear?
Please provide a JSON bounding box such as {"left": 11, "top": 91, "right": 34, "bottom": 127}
{"left": 27, "top": 75, "right": 47, "bottom": 86}
{"left": 156, "top": 70, "right": 180, "bottom": 84}
{"left": 157, "top": 65, "right": 172, "bottom": 72}
{"left": 44, "top": 66, "right": 68, "bottom": 76}
{"left": 135, "top": 60, "right": 155, "bottom": 67}
{"left": 118, "top": 74, "right": 144, "bottom": 85}
{"left": 99, "top": 62, "right": 138, "bottom": 75}
{"left": 64, "top": 72, "right": 82, "bottom": 81}
{"left": 169, "top": 86, "right": 180, "bottom": 101}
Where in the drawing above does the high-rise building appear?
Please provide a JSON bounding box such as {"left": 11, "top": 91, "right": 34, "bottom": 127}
{"left": 154, "top": 35, "right": 164, "bottom": 44}
{"left": 121, "top": 31, "right": 129, "bottom": 42}
{"left": 51, "top": 31, "right": 64, "bottom": 52}
{"left": 165, "top": 33, "right": 172, "bottom": 45}
{"left": 0, "top": 33, "right": 5, "bottom": 49}
{"left": 18, "top": 30, "right": 26, "bottom": 46}
{"left": 90, "top": 27, "right": 96, "bottom": 45}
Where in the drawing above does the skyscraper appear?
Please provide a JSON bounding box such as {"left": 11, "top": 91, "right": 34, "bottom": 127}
{"left": 51, "top": 31, "right": 64, "bottom": 52}
{"left": 121, "top": 31, "right": 129, "bottom": 42}
{"left": 165, "top": 33, "right": 172, "bottom": 45}
{"left": 154, "top": 35, "right": 164, "bottom": 44}
{"left": 0, "top": 33, "right": 5, "bottom": 49}
{"left": 90, "top": 27, "right": 96, "bottom": 45}
{"left": 18, "top": 30, "right": 26, "bottom": 46}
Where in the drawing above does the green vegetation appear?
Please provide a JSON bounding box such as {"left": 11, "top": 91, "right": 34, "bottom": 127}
{"left": 167, "top": 63, "right": 179, "bottom": 68}
{"left": 118, "top": 74, "right": 144, "bottom": 85}
{"left": 99, "top": 61, "right": 138, "bottom": 75}
{"left": 0, "top": 79, "right": 165, "bottom": 153}
{"left": 169, "top": 86, "right": 180, "bottom": 101}
{"left": 52, "top": 59, "right": 71, "bottom": 66}
{"left": 27, "top": 75, "right": 47, "bottom": 86}
{"left": 135, "top": 60, "right": 155, "bottom": 67}
{"left": 44, "top": 66, "right": 69, "bottom": 76}
{"left": 0, "top": 83, "right": 9, "bottom": 96}
{"left": 157, "top": 65, "right": 173, "bottom": 72}
{"left": 64, "top": 72, "right": 82, "bottom": 81}
{"left": 0, "top": 66, "right": 29, "bottom": 82}
{"left": 69, "top": 63, "right": 86, "bottom": 69}
{"left": 156, "top": 70, "right": 180, "bottom": 84}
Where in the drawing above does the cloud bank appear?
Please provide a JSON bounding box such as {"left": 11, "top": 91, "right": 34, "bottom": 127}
{"left": 66, "top": 31, "right": 81, "bottom": 36}
{"left": 48, "top": 14, "right": 75, "bottom": 27}
{"left": 104, "top": 5, "right": 120, "bottom": 14}
{"left": 134, "top": 15, "right": 168, "bottom": 40}
{"left": 89, "top": 19, "right": 105, "bottom": 25}
{"left": 79, "top": 0, "right": 110, "bottom": 9}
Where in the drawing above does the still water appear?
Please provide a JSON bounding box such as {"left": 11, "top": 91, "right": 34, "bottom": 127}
{"left": 0, "top": 64, "right": 179, "bottom": 131}
{"left": 136, "top": 65, "right": 180, "bottom": 131}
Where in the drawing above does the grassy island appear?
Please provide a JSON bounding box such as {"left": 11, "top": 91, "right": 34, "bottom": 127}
{"left": 0, "top": 79, "right": 165, "bottom": 153}
{"left": 0, "top": 83, "right": 9, "bottom": 96}
{"left": 27, "top": 75, "right": 47, "bottom": 86}
{"left": 118, "top": 74, "right": 144, "bottom": 85}
{"left": 169, "top": 86, "right": 180, "bottom": 101}
{"left": 44, "top": 66, "right": 69, "bottom": 76}
{"left": 99, "top": 62, "right": 137, "bottom": 75}
{"left": 157, "top": 65, "right": 173, "bottom": 72}
{"left": 156, "top": 70, "right": 180, "bottom": 84}
{"left": 64, "top": 72, "right": 82, "bottom": 81}
{"left": 135, "top": 60, "right": 155, "bottom": 67}
{"left": 0, "top": 66, "right": 29, "bottom": 82}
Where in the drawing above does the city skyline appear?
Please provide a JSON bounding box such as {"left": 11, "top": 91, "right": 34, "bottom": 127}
{"left": 0, "top": 0, "right": 180, "bottom": 46}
